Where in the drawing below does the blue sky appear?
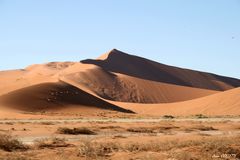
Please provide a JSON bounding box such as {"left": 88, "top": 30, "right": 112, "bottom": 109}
{"left": 0, "top": 0, "right": 239, "bottom": 78}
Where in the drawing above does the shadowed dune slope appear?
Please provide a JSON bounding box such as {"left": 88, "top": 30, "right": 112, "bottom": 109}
{"left": 62, "top": 65, "right": 219, "bottom": 103}
{"left": 81, "top": 49, "right": 240, "bottom": 91}
{"left": 115, "top": 87, "right": 240, "bottom": 116}
{"left": 0, "top": 81, "right": 134, "bottom": 113}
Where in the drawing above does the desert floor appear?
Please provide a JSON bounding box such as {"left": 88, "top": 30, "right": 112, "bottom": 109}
{"left": 0, "top": 114, "right": 240, "bottom": 160}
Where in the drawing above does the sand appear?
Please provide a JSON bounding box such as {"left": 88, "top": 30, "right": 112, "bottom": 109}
{"left": 82, "top": 49, "right": 240, "bottom": 91}
{"left": 0, "top": 81, "right": 133, "bottom": 114}
{"left": 114, "top": 87, "right": 240, "bottom": 116}
{"left": 0, "top": 49, "right": 240, "bottom": 118}
{"left": 62, "top": 65, "right": 218, "bottom": 103}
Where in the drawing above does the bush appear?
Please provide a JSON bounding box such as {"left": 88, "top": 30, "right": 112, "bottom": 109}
{"left": 0, "top": 134, "right": 28, "bottom": 152}
{"left": 162, "top": 115, "right": 175, "bottom": 119}
{"left": 195, "top": 114, "right": 208, "bottom": 119}
{"left": 57, "top": 127, "right": 96, "bottom": 135}
{"left": 34, "top": 137, "right": 71, "bottom": 149}
{"left": 193, "top": 125, "right": 217, "bottom": 131}
{"left": 127, "top": 127, "right": 154, "bottom": 133}
{"left": 78, "top": 140, "right": 120, "bottom": 158}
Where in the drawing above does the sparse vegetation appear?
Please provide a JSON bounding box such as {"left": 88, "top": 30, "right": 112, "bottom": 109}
{"left": 157, "top": 125, "right": 179, "bottom": 130}
{"left": 40, "top": 121, "right": 55, "bottom": 125}
{"left": 1, "top": 117, "right": 240, "bottom": 160}
{"left": 77, "top": 136, "right": 240, "bottom": 160}
{"left": 0, "top": 155, "right": 29, "bottom": 160}
{"left": 34, "top": 137, "right": 71, "bottom": 149}
{"left": 127, "top": 127, "right": 154, "bottom": 133}
{"left": 195, "top": 114, "right": 208, "bottom": 119}
{"left": 5, "top": 122, "right": 14, "bottom": 125}
{"left": 162, "top": 115, "right": 175, "bottom": 119}
{"left": 99, "top": 126, "right": 122, "bottom": 130}
{"left": 57, "top": 127, "right": 96, "bottom": 135}
{"left": 0, "top": 119, "right": 239, "bottom": 160}
{"left": 192, "top": 125, "right": 217, "bottom": 131}
{"left": 126, "top": 125, "right": 179, "bottom": 134}
{"left": 0, "top": 134, "right": 28, "bottom": 152}
{"left": 169, "top": 151, "right": 196, "bottom": 160}
{"left": 78, "top": 140, "right": 120, "bottom": 159}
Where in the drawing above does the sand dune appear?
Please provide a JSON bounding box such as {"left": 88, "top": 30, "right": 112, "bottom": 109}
{"left": 115, "top": 87, "right": 240, "bottom": 116}
{"left": 0, "top": 49, "right": 240, "bottom": 116}
{"left": 62, "top": 65, "right": 218, "bottom": 103}
{"left": 82, "top": 49, "right": 240, "bottom": 91}
{"left": 0, "top": 70, "right": 27, "bottom": 95}
{"left": 0, "top": 81, "right": 133, "bottom": 113}
{"left": 0, "top": 62, "right": 76, "bottom": 96}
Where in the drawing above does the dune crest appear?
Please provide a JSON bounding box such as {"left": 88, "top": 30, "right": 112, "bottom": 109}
{"left": 82, "top": 49, "right": 240, "bottom": 91}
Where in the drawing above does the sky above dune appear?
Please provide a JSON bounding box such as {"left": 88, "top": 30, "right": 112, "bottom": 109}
{"left": 0, "top": 0, "right": 239, "bottom": 78}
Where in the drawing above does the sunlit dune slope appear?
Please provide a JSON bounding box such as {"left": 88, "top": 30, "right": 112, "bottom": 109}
{"left": 115, "top": 87, "right": 240, "bottom": 116}
{"left": 0, "top": 62, "right": 75, "bottom": 95}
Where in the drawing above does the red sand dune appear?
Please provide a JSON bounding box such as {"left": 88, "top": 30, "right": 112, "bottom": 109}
{"left": 0, "top": 81, "right": 133, "bottom": 113}
{"left": 0, "top": 49, "right": 240, "bottom": 116}
{"left": 115, "top": 87, "right": 240, "bottom": 116}
{"left": 62, "top": 65, "right": 218, "bottom": 103}
{"left": 82, "top": 49, "right": 240, "bottom": 91}
{"left": 0, "top": 62, "right": 75, "bottom": 95}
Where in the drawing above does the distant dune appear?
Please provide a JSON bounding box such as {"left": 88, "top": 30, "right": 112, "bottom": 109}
{"left": 0, "top": 49, "right": 240, "bottom": 116}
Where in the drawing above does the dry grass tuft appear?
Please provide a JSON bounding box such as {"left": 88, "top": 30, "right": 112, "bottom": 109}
{"left": 78, "top": 140, "right": 120, "bottom": 159}
{"left": 40, "top": 121, "right": 55, "bottom": 125}
{"left": 0, "top": 154, "right": 29, "bottom": 160}
{"left": 34, "top": 137, "right": 71, "bottom": 149}
{"left": 162, "top": 115, "right": 175, "bottom": 119}
{"left": 192, "top": 125, "right": 217, "bottom": 131}
{"left": 0, "top": 134, "right": 28, "bottom": 152}
{"left": 127, "top": 127, "right": 154, "bottom": 133}
{"left": 99, "top": 126, "right": 122, "bottom": 130}
{"left": 194, "top": 114, "right": 208, "bottom": 119}
{"left": 57, "top": 127, "right": 96, "bottom": 135}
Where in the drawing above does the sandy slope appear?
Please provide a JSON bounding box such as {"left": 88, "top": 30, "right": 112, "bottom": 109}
{"left": 0, "top": 70, "right": 27, "bottom": 95}
{"left": 0, "top": 81, "right": 133, "bottom": 114}
{"left": 0, "top": 62, "right": 75, "bottom": 96}
{"left": 115, "top": 87, "right": 240, "bottom": 116}
{"left": 62, "top": 65, "right": 218, "bottom": 103}
{"left": 82, "top": 49, "right": 240, "bottom": 91}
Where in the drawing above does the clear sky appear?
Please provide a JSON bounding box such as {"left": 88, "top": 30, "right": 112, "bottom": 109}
{"left": 0, "top": 0, "right": 239, "bottom": 78}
